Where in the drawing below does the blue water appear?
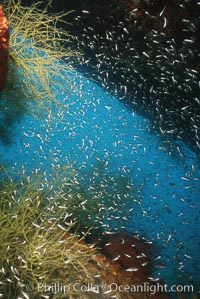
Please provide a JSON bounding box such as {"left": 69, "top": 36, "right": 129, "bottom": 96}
{"left": 1, "top": 68, "right": 200, "bottom": 290}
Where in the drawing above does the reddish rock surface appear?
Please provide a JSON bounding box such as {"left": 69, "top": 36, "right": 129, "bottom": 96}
{"left": 101, "top": 231, "right": 152, "bottom": 279}
{"left": 95, "top": 231, "right": 171, "bottom": 298}
{"left": 0, "top": 5, "right": 9, "bottom": 91}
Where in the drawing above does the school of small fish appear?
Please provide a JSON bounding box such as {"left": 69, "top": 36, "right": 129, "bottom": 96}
{"left": 69, "top": 0, "right": 200, "bottom": 152}
{"left": 0, "top": 0, "right": 200, "bottom": 295}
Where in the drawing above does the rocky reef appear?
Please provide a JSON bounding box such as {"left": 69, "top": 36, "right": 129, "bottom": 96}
{"left": 0, "top": 1, "right": 199, "bottom": 298}
{"left": 0, "top": 4, "right": 9, "bottom": 91}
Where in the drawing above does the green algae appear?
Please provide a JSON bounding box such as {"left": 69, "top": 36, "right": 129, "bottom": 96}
{"left": 0, "top": 173, "right": 97, "bottom": 299}
{"left": 0, "top": 0, "right": 76, "bottom": 143}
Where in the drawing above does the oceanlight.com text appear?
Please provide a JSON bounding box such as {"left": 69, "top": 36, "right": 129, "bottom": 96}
{"left": 107, "top": 282, "right": 194, "bottom": 295}
{"left": 37, "top": 281, "right": 194, "bottom": 295}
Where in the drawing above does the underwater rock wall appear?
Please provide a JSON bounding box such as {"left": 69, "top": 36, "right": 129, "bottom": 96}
{"left": 0, "top": 67, "right": 199, "bottom": 291}
{"left": 0, "top": 1, "right": 200, "bottom": 297}
{"left": 0, "top": 5, "right": 9, "bottom": 91}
